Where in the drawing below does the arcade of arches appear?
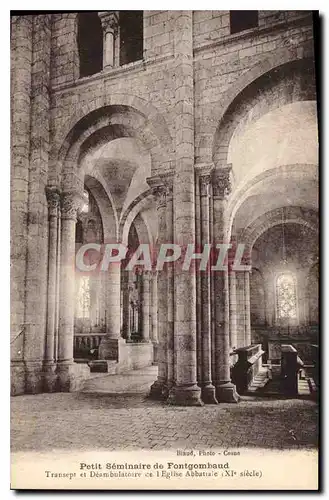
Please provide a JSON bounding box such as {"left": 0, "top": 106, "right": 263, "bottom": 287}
{"left": 10, "top": 12, "right": 319, "bottom": 405}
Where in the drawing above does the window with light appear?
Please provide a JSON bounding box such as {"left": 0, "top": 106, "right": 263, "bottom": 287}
{"left": 276, "top": 273, "right": 297, "bottom": 321}
{"left": 76, "top": 275, "right": 91, "bottom": 319}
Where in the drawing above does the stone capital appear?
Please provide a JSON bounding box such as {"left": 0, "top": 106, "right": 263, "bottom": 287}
{"left": 60, "top": 192, "right": 85, "bottom": 221}
{"left": 45, "top": 186, "right": 60, "bottom": 217}
{"left": 159, "top": 172, "right": 174, "bottom": 200}
{"left": 195, "top": 163, "right": 214, "bottom": 197}
{"left": 98, "top": 11, "right": 119, "bottom": 35}
{"left": 199, "top": 173, "right": 212, "bottom": 197}
{"left": 212, "top": 165, "right": 232, "bottom": 199}
{"left": 147, "top": 176, "right": 167, "bottom": 210}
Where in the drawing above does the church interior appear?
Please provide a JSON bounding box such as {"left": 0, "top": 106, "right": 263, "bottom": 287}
{"left": 11, "top": 11, "right": 319, "bottom": 406}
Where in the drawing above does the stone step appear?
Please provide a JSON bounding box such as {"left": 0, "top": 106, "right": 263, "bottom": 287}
{"left": 248, "top": 368, "right": 270, "bottom": 392}
{"left": 88, "top": 359, "right": 118, "bottom": 374}
{"left": 308, "top": 377, "right": 318, "bottom": 394}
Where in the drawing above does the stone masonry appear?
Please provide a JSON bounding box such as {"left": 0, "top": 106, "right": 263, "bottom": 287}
{"left": 10, "top": 11, "right": 318, "bottom": 402}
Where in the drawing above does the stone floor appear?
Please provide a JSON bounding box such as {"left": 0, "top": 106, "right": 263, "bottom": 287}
{"left": 11, "top": 366, "right": 318, "bottom": 453}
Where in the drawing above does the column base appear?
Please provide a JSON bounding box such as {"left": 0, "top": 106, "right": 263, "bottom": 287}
{"left": 57, "top": 361, "right": 90, "bottom": 392}
{"left": 25, "top": 361, "right": 43, "bottom": 394}
{"left": 216, "top": 382, "right": 240, "bottom": 403}
{"left": 98, "top": 336, "right": 125, "bottom": 361}
{"left": 200, "top": 383, "right": 218, "bottom": 404}
{"left": 168, "top": 384, "right": 204, "bottom": 406}
{"left": 11, "top": 361, "right": 26, "bottom": 396}
{"left": 149, "top": 379, "right": 167, "bottom": 400}
{"left": 43, "top": 362, "right": 58, "bottom": 393}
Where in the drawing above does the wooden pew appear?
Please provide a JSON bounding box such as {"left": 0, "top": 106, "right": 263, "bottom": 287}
{"left": 231, "top": 344, "right": 265, "bottom": 394}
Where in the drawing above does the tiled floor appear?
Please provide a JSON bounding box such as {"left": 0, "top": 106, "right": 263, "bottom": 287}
{"left": 11, "top": 366, "right": 318, "bottom": 453}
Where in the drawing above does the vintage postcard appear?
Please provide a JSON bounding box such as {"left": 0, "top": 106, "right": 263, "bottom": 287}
{"left": 10, "top": 9, "right": 319, "bottom": 491}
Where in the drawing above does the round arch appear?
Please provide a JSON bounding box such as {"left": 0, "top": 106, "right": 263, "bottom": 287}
{"left": 84, "top": 175, "right": 118, "bottom": 242}
{"left": 49, "top": 95, "right": 174, "bottom": 189}
{"left": 227, "top": 163, "right": 318, "bottom": 233}
{"left": 120, "top": 190, "right": 154, "bottom": 246}
{"left": 238, "top": 206, "right": 318, "bottom": 255}
{"left": 210, "top": 55, "right": 316, "bottom": 167}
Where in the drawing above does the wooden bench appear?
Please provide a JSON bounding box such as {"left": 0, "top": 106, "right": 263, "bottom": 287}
{"left": 231, "top": 344, "right": 265, "bottom": 394}
{"left": 280, "top": 344, "right": 304, "bottom": 396}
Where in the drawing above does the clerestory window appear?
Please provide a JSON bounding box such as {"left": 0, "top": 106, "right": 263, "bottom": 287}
{"left": 119, "top": 11, "right": 143, "bottom": 65}
{"left": 77, "top": 12, "right": 103, "bottom": 77}
{"left": 276, "top": 273, "right": 298, "bottom": 321}
{"left": 230, "top": 11, "right": 259, "bottom": 34}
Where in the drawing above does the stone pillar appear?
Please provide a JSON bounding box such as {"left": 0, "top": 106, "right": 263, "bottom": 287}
{"left": 229, "top": 271, "right": 238, "bottom": 351}
{"left": 244, "top": 270, "right": 251, "bottom": 345}
{"left": 195, "top": 170, "right": 202, "bottom": 388}
{"left": 171, "top": 11, "right": 202, "bottom": 406}
{"left": 141, "top": 272, "right": 150, "bottom": 341}
{"left": 212, "top": 168, "right": 239, "bottom": 403}
{"left": 24, "top": 15, "right": 52, "bottom": 394}
{"left": 54, "top": 212, "right": 61, "bottom": 361}
{"left": 98, "top": 11, "right": 119, "bottom": 69}
{"left": 57, "top": 192, "right": 85, "bottom": 391}
{"left": 121, "top": 271, "right": 130, "bottom": 340}
{"left": 236, "top": 272, "right": 246, "bottom": 347}
{"left": 106, "top": 265, "right": 121, "bottom": 338}
{"left": 98, "top": 261, "right": 123, "bottom": 359}
{"left": 163, "top": 174, "right": 175, "bottom": 392}
{"left": 148, "top": 180, "right": 167, "bottom": 399}
{"left": 10, "top": 15, "right": 33, "bottom": 394}
{"left": 150, "top": 271, "right": 158, "bottom": 342}
{"left": 199, "top": 172, "right": 217, "bottom": 404}
{"left": 44, "top": 187, "right": 60, "bottom": 392}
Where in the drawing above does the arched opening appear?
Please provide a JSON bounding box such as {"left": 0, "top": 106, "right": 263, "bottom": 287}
{"left": 230, "top": 10, "right": 258, "bottom": 34}
{"left": 57, "top": 105, "right": 162, "bottom": 375}
{"left": 119, "top": 11, "right": 143, "bottom": 65}
{"left": 74, "top": 186, "right": 105, "bottom": 361}
{"left": 77, "top": 12, "right": 103, "bottom": 77}
{"left": 276, "top": 272, "right": 298, "bottom": 324}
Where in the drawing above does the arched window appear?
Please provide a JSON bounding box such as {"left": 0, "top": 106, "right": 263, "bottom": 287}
{"left": 119, "top": 11, "right": 143, "bottom": 65}
{"left": 230, "top": 11, "right": 258, "bottom": 34}
{"left": 276, "top": 273, "right": 298, "bottom": 321}
{"left": 77, "top": 13, "right": 103, "bottom": 77}
{"left": 81, "top": 189, "right": 89, "bottom": 213}
{"left": 76, "top": 275, "right": 91, "bottom": 319}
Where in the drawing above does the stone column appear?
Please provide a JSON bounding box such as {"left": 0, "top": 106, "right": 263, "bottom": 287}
{"left": 195, "top": 170, "right": 202, "bottom": 388}
{"left": 54, "top": 211, "right": 61, "bottom": 361}
{"left": 148, "top": 180, "right": 167, "bottom": 399}
{"left": 229, "top": 271, "right": 238, "bottom": 351}
{"left": 10, "top": 15, "right": 33, "bottom": 394}
{"left": 57, "top": 191, "right": 85, "bottom": 391}
{"left": 121, "top": 271, "right": 130, "bottom": 340}
{"left": 141, "top": 272, "right": 150, "bottom": 341}
{"left": 98, "top": 260, "right": 123, "bottom": 358}
{"left": 98, "top": 11, "right": 119, "bottom": 69}
{"left": 171, "top": 11, "right": 202, "bottom": 406}
{"left": 236, "top": 272, "right": 246, "bottom": 347}
{"left": 199, "top": 172, "right": 217, "bottom": 404}
{"left": 244, "top": 269, "right": 252, "bottom": 345}
{"left": 163, "top": 174, "right": 175, "bottom": 393}
{"left": 150, "top": 271, "right": 158, "bottom": 342}
{"left": 44, "top": 187, "right": 60, "bottom": 392}
{"left": 212, "top": 168, "right": 239, "bottom": 403}
{"left": 24, "top": 14, "right": 52, "bottom": 394}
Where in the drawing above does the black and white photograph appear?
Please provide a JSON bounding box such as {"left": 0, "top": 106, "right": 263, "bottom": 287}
{"left": 9, "top": 8, "right": 320, "bottom": 491}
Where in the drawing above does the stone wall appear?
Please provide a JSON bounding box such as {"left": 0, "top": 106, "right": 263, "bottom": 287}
{"left": 48, "top": 11, "right": 314, "bottom": 180}
{"left": 11, "top": 11, "right": 317, "bottom": 395}
{"left": 250, "top": 223, "right": 318, "bottom": 329}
